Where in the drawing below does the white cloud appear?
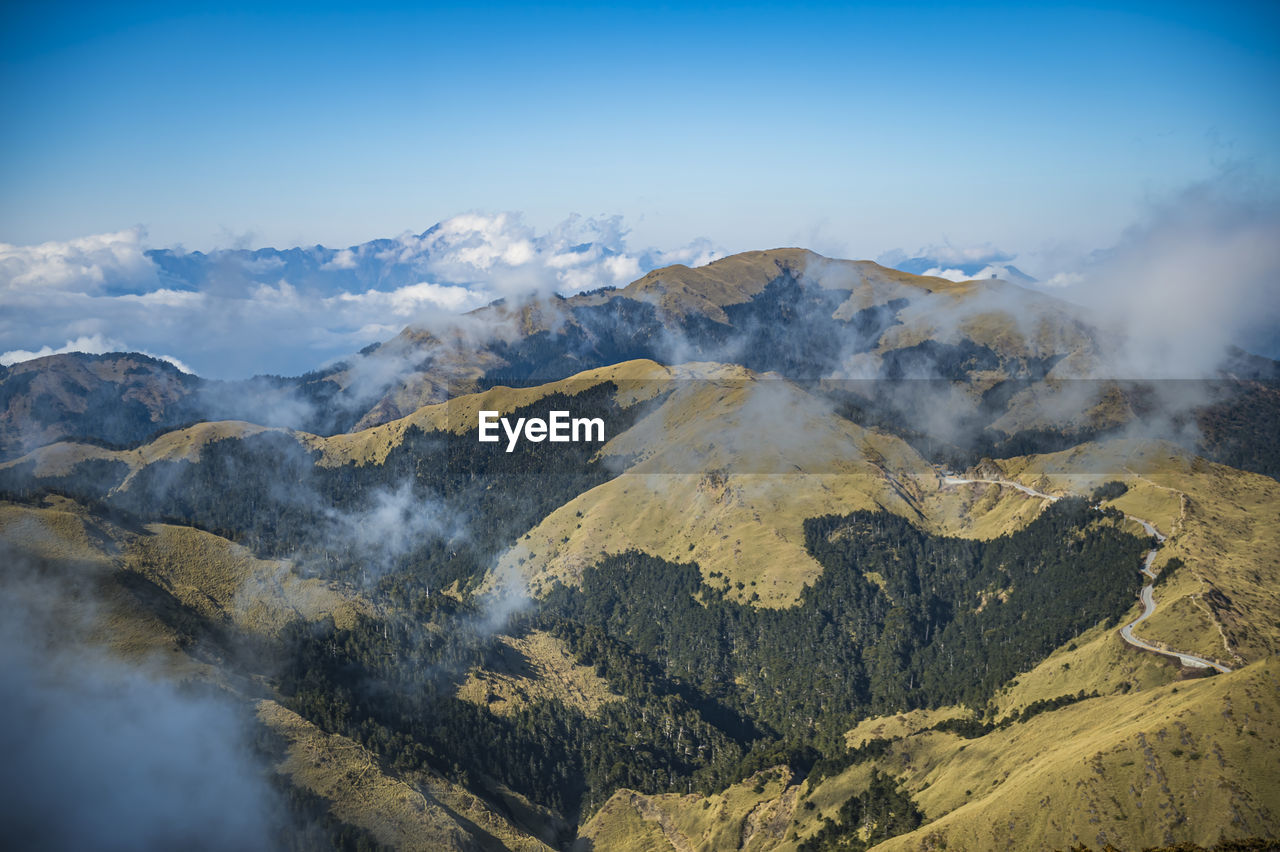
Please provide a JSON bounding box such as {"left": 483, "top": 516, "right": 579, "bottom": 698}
{"left": 334, "top": 281, "right": 488, "bottom": 316}
{"left": 0, "top": 333, "right": 193, "bottom": 374}
{"left": 0, "top": 334, "right": 124, "bottom": 365}
{"left": 1041, "top": 271, "right": 1083, "bottom": 288}
{"left": 322, "top": 248, "right": 358, "bottom": 270}
{"left": 0, "top": 228, "right": 157, "bottom": 292}
{"left": 117, "top": 288, "right": 206, "bottom": 308}
{"left": 0, "top": 214, "right": 722, "bottom": 379}
{"left": 919, "top": 267, "right": 970, "bottom": 282}
{"left": 920, "top": 263, "right": 1023, "bottom": 282}
{"left": 1034, "top": 167, "right": 1280, "bottom": 373}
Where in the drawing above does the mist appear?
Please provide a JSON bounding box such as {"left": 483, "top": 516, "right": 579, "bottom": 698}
{"left": 1044, "top": 167, "right": 1280, "bottom": 373}
{"left": 0, "top": 546, "right": 282, "bottom": 852}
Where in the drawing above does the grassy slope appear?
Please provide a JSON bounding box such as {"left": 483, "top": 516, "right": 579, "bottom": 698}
{"left": 259, "top": 699, "right": 558, "bottom": 852}
{"left": 846, "top": 707, "right": 973, "bottom": 749}
{"left": 312, "top": 358, "right": 676, "bottom": 467}
{"left": 0, "top": 419, "right": 279, "bottom": 479}
{"left": 1, "top": 495, "right": 369, "bottom": 642}
{"left": 991, "top": 439, "right": 1280, "bottom": 666}
{"left": 573, "top": 438, "right": 1280, "bottom": 852}
{"left": 0, "top": 497, "right": 560, "bottom": 851}
{"left": 868, "top": 660, "right": 1280, "bottom": 851}
{"left": 577, "top": 767, "right": 801, "bottom": 852}
{"left": 0, "top": 497, "right": 213, "bottom": 672}
{"left": 457, "top": 629, "right": 624, "bottom": 718}
{"left": 123, "top": 522, "right": 370, "bottom": 636}
{"left": 581, "top": 661, "right": 1280, "bottom": 852}
{"left": 496, "top": 367, "right": 1052, "bottom": 607}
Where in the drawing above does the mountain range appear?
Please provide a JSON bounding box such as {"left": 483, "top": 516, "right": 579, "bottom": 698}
{"left": 1, "top": 248, "right": 1277, "bottom": 852}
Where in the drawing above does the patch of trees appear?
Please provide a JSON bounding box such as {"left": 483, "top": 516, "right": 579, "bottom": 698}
{"left": 545, "top": 500, "right": 1146, "bottom": 755}
{"left": 1153, "top": 557, "right": 1185, "bottom": 589}
{"left": 1195, "top": 379, "right": 1280, "bottom": 480}
{"left": 274, "top": 608, "right": 747, "bottom": 824}
{"left": 798, "top": 769, "right": 925, "bottom": 852}
{"left": 928, "top": 689, "right": 1101, "bottom": 739}
{"left": 6, "top": 381, "right": 653, "bottom": 594}
{"left": 1091, "top": 480, "right": 1129, "bottom": 502}
{"left": 1059, "top": 838, "right": 1278, "bottom": 852}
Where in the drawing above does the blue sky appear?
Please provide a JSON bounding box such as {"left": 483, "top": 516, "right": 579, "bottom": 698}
{"left": 1, "top": 2, "right": 1278, "bottom": 377}
{"left": 3, "top": 1, "right": 1277, "bottom": 257}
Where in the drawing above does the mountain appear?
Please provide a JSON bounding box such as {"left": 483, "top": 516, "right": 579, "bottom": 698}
{"left": 10, "top": 249, "right": 1273, "bottom": 477}
{"left": 0, "top": 352, "right": 200, "bottom": 459}
{"left": 345, "top": 248, "right": 1094, "bottom": 428}
{"left": 2, "top": 248, "right": 1278, "bottom": 851}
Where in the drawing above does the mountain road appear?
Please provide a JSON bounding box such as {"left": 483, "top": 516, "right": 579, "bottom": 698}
{"left": 941, "top": 475, "right": 1232, "bottom": 674}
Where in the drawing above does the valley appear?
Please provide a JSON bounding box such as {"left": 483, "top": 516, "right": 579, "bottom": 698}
{"left": 1, "top": 252, "right": 1277, "bottom": 851}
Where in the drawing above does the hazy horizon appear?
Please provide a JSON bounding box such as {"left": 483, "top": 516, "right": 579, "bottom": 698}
{"left": 3, "top": 1, "right": 1278, "bottom": 376}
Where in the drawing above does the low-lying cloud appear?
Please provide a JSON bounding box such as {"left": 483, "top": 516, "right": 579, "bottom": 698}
{"left": 1037, "top": 167, "right": 1280, "bottom": 374}
{"left": 0, "top": 213, "right": 722, "bottom": 380}
{"left": 0, "top": 546, "right": 280, "bottom": 852}
{"left": 0, "top": 333, "right": 194, "bottom": 374}
{"left": 0, "top": 228, "right": 159, "bottom": 294}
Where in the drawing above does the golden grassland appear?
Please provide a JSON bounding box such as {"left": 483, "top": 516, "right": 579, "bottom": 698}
{"left": 456, "top": 629, "right": 623, "bottom": 718}
{"left": 258, "top": 699, "right": 558, "bottom": 852}
{"left": 310, "top": 358, "right": 677, "bottom": 467}
{"left": 122, "top": 522, "right": 371, "bottom": 636}
{"left": 0, "top": 498, "right": 218, "bottom": 676}
{"left": 917, "top": 478, "right": 1054, "bottom": 540}
{"left": 845, "top": 708, "right": 973, "bottom": 749}
{"left": 0, "top": 496, "right": 370, "bottom": 667}
{"left": 492, "top": 367, "right": 1061, "bottom": 607}
{"left": 584, "top": 660, "right": 1280, "bottom": 852}
{"left": 489, "top": 364, "right": 938, "bottom": 607}
{"left": 499, "top": 472, "right": 904, "bottom": 608}
{"left": 577, "top": 766, "right": 800, "bottom": 852}
{"left": 871, "top": 659, "right": 1280, "bottom": 851}
{"left": 0, "top": 419, "right": 278, "bottom": 480}
{"left": 992, "top": 439, "right": 1280, "bottom": 666}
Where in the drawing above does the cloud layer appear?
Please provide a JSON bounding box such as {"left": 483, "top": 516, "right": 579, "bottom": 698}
{"left": 0, "top": 215, "right": 722, "bottom": 380}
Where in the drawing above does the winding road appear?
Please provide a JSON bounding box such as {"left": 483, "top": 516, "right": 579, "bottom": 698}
{"left": 941, "top": 475, "right": 1232, "bottom": 674}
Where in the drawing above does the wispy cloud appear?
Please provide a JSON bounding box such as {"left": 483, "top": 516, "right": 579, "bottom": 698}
{"left": 0, "top": 333, "right": 194, "bottom": 374}
{"left": 1035, "top": 166, "right": 1280, "bottom": 372}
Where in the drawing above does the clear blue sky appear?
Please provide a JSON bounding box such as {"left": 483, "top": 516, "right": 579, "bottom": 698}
{"left": 2, "top": 1, "right": 1278, "bottom": 258}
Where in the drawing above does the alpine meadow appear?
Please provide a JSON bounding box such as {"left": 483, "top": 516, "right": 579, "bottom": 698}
{"left": 2, "top": 3, "right": 1279, "bottom": 851}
